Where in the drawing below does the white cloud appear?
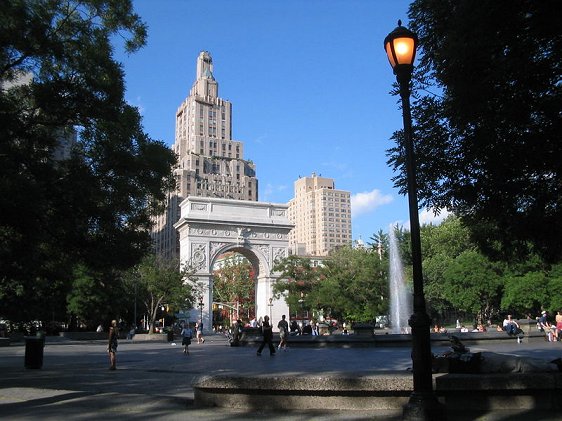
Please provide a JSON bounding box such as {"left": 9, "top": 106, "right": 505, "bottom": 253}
{"left": 351, "top": 189, "right": 394, "bottom": 218}
{"left": 400, "top": 208, "right": 452, "bottom": 230}
{"left": 419, "top": 208, "right": 451, "bottom": 225}
{"left": 254, "top": 134, "right": 268, "bottom": 144}
{"left": 262, "top": 183, "right": 288, "bottom": 202}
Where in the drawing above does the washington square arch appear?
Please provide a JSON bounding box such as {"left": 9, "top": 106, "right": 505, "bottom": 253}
{"left": 174, "top": 196, "right": 293, "bottom": 332}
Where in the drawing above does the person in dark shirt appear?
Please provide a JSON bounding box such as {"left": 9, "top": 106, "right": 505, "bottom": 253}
{"left": 290, "top": 320, "right": 300, "bottom": 335}
{"left": 256, "top": 315, "right": 276, "bottom": 356}
{"left": 108, "top": 320, "right": 119, "bottom": 370}
{"left": 277, "top": 315, "right": 289, "bottom": 350}
{"left": 302, "top": 321, "right": 312, "bottom": 335}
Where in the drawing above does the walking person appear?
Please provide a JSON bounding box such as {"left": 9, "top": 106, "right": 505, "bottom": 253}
{"left": 108, "top": 320, "right": 119, "bottom": 370}
{"left": 277, "top": 315, "right": 289, "bottom": 351}
{"left": 257, "top": 315, "right": 276, "bottom": 356}
{"left": 231, "top": 318, "right": 243, "bottom": 346}
{"left": 196, "top": 320, "right": 205, "bottom": 344}
{"left": 180, "top": 323, "right": 193, "bottom": 355}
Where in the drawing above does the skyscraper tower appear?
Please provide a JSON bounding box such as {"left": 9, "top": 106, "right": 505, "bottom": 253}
{"left": 288, "top": 173, "right": 352, "bottom": 256}
{"left": 151, "top": 51, "right": 258, "bottom": 258}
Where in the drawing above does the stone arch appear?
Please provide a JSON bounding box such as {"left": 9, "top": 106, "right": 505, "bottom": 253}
{"left": 208, "top": 244, "right": 267, "bottom": 323}
{"left": 174, "top": 197, "right": 293, "bottom": 332}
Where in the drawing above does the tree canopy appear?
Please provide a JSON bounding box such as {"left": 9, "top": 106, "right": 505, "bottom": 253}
{"left": 0, "top": 1, "right": 176, "bottom": 322}
{"left": 388, "top": 0, "right": 562, "bottom": 262}
{"left": 272, "top": 217, "right": 560, "bottom": 328}
{"left": 213, "top": 255, "right": 255, "bottom": 317}
{"left": 421, "top": 216, "right": 560, "bottom": 325}
{"left": 124, "top": 255, "right": 197, "bottom": 334}
{"left": 273, "top": 248, "right": 388, "bottom": 323}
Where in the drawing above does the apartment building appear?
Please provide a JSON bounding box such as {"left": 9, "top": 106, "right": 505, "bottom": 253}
{"left": 288, "top": 173, "right": 352, "bottom": 256}
{"left": 151, "top": 51, "right": 258, "bottom": 258}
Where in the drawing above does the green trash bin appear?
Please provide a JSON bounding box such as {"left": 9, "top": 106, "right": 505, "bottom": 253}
{"left": 24, "top": 336, "right": 44, "bottom": 369}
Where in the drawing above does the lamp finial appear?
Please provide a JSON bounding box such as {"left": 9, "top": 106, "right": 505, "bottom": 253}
{"left": 398, "top": 19, "right": 402, "bottom": 27}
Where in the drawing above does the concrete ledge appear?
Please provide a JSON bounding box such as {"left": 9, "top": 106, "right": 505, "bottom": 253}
{"left": 132, "top": 333, "right": 170, "bottom": 342}
{"left": 193, "top": 373, "right": 413, "bottom": 410}
{"left": 56, "top": 332, "right": 172, "bottom": 342}
{"left": 58, "top": 332, "right": 107, "bottom": 340}
{"left": 193, "top": 372, "right": 562, "bottom": 411}
{"left": 239, "top": 330, "right": 546, "bottom": 348}
{"left": 0, "top": 337, "right": 10, "bottom": 347}
{"left": 436, "top": 373, "right": 562, "bottom": 410}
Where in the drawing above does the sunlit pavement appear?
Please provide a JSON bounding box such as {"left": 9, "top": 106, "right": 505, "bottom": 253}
{"left": 0, "top": 334, "right": 560, "bottom": 420}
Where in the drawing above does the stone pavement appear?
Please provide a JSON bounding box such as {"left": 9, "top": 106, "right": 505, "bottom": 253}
{"left": 0, "top": 334, "right": 560, "bottom": 420}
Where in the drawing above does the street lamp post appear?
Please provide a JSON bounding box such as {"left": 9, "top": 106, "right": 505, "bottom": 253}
{"left": 198, "top": 296, "right": 204, "bottom": 330}
{"left": 384, "top": 21, "right": 444, "bottom": 421}
{"left": 133, "top": 280, "right": 137, "bottom": 332}
{"left": 268, "top": 297, "right": 273, "bottom": 320}
{"left": 298, "top": 292, "right": 305, "bottom": 322}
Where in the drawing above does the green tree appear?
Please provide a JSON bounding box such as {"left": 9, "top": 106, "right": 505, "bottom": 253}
{"left": 545, "top": 263, "right": 562, "bottom": 312}
{"left": 368, "top": 229, "right": 388, "bottom": 260}
{"left": 421, "top": 216, "right": 473, "bottom": 319}
{"left": 388, "top": 1, "right": 562, "bottom": 262}
{"left": 272, "top": 255, "right": 321, "bottom": 319}
{"left": 501, "top": 261, "right": 562, "bottom": 315}
{"left": 0, "top": 1, "right": 176, "bottom": 322}
{"left": 66, "top": 265, "right": 128, "bottom": 329}
{"left": 213, "top": 256, "right": 255, "bottom": 318}
{"left": 127, "top": 255, "right": 196, "bottom": 334}
{"left": 317, "top": 247, "right": 388, "bottom": 323}
{"left": 442, "top": 250, "right": 504, "bottom": 324}
{"left": 501, "top": 272, "right": 549, "bottom": 317}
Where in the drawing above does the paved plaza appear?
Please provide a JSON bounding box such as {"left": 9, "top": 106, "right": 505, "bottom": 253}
{"left": 0, "top": 334, "right": 561, "bottom": 420}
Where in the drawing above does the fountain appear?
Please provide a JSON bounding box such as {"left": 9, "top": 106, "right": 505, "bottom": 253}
{"left": 388, "top": 225, "right": 412, "bottom": 334}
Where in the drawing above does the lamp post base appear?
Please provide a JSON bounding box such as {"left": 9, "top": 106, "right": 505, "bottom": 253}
{"left": 404, "top": 311, "right": 446, "bottom": 420}
{"left": 403, "top": 392, "right": 446, "bottom": 421}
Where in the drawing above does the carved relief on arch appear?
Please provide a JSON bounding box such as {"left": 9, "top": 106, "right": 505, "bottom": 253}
{"left": 273, "top": 247, "right": 287, "bottom": 264}
{"left": 210, "top": 242, "right": 228, "bottom": 260}
{"left": 191, "top": 243, "right": 207, "bottom": 271}
{"left": 189, "top": 226, "right": 210, "bottom": 236}
{"left": 191, "top": 203, "right": 208, "bottom": 211}
{"left": 254, "top": 244, "right": 270, "bottom": 265}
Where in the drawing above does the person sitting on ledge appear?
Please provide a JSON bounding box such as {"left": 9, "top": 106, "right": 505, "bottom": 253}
{"left": 502, "top": 314, "right": 520, "bottom": 336}
{"left": 433, "top": 336, "right": 562, "bottom": 374}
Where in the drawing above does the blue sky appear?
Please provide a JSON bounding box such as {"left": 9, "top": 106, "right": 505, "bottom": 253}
{"left": 116, "top": 0, "right": 448, "bottom": 244}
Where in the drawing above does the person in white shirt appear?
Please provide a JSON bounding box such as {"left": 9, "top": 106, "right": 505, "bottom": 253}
{"left": 503, "top": 315, "right": 520, "bottom": 336}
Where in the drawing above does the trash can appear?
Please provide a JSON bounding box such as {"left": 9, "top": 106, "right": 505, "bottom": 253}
{"left": 24, "top": 336, "right": 44, "bottom": 369}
